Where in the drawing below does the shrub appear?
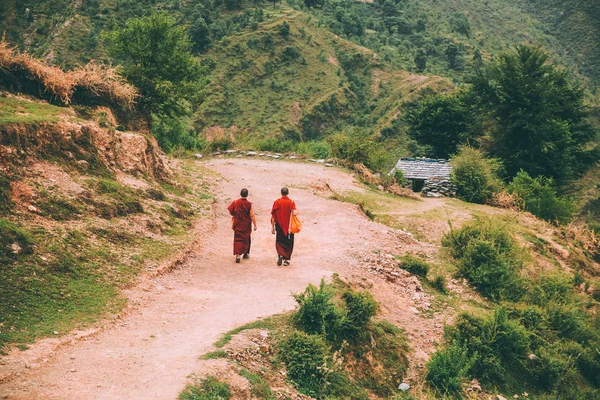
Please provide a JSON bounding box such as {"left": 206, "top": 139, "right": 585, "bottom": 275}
{"left": 399, "top": 255, "right": 430, "bottom": 277}
{"left": 293, "top": 280, "right": 340, "bottom": 336}
{"left": 448, "top": 308, "right": 530, "bottom": 386}
{"left": 280, "top": 331, "right": 328, "bottom": 397}
{"left": 340, "top": 289, "right": 378, "bottom": 341}
{"left": 425, "top": 344, "right": 474, "bottom": 395}
{"left": 431, "top": 275, "right": 448, "bottom": 294}
{"left": 443, "top": 218, "right": 523, "bottom": 301}
{"left": 458, "top": 239, "right": 523, "bottom": 301}
{"left": 450, "top": 147, "right": 503, "bottom": 204}
{"left": 393, "top": 169, "right": 406, "bottom": 186}
{"left": 179, "top": 376, "right": 232, "bottom": 400}
{"left": 508, "top": 170, "right": 575, "bottom": 225}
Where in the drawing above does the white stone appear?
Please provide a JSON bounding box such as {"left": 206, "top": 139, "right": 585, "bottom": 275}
{"left": 398, "top": 382, "right": 410, "bottom": 391}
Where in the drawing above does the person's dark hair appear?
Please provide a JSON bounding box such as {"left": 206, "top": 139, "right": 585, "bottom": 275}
{"left": 281, "top": 187, "right": 289, "bottom": 196}
{"left": 240, "top": 188, "right": 249, "bottom": 197}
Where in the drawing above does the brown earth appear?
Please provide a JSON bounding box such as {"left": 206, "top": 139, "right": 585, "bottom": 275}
{"left": 0, "top": 158, "right": 456, "bottom": 399}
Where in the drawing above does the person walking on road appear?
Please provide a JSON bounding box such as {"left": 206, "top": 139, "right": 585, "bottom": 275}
{"left": 227, "top": 188, "right": 257, "bottom": 263}
{"left": 271, "top": 186, "right": 297, "bottom": 266}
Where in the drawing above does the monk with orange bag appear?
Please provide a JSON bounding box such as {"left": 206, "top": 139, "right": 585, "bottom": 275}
{"left": 271, "top": 187, "right": 298, "bottom": 266}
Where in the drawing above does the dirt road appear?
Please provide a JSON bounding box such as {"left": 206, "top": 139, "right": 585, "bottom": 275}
{"left": 1, "top": 158, "right": 447, "bottom": 399}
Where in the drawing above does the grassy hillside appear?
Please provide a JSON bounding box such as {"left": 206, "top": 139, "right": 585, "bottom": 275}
{"left": 0, "top": 94, "right": 214, "bottom": 351}
{"left": 195, "top": 7, "right": 450, "bottom": 145}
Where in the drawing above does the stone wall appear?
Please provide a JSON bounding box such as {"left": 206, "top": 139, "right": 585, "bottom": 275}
{"left": 421, "top": 178, "right": 457, "bottom": 197}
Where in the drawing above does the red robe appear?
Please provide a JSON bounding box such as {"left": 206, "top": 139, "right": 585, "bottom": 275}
{"left": 271, "top": 196, "right": 296, "bottom": 259}
{"left": 228, "top": 198, "right": 252, "bottom": 256}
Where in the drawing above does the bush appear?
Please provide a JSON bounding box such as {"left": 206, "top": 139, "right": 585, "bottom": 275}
{"left": 458, "top": 239, "right": 523, "bottom": 301}
{"left": 451, "top": 147, "right": 503, "bottom": 204}
{"left": 296, "top": 141, "right": 331, "bottom": 159}
{"left": 448, "top": 308, "right": 530, "bottom": 386}
{"left": 151, "top": 114, "right": 205, "bottom": 152}
{"left": 508, "top": 170, "right": 575, "bottom": 225}
{"left": 393, "top": 169, "right": 406, "bottom": 186}
{"left": 431, "top": 275, "right": 448, "bottom": 294}
{"left": 340, "top": 289, "right": 378, "bottom": 341}
{"left": 399, "top": 254, "right": 430, "bottom": 277}
{"left": 280, "top": 331, "right": 328, "bottom": 397}
{"left": 293, "top": 280, "right": 340, "bottom": 336}
{"left": 426, "top": 344, "right": 474, "bottom": 395}
{"left": 443, "top": 218, "right": 523, "bottom": 301}
{"left": 179, "top": 376, "right": 232, "bottom": 400}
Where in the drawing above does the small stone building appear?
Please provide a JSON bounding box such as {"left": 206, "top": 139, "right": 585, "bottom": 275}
{"left": 391, "top": 158, "right": 456, "bottom": 197}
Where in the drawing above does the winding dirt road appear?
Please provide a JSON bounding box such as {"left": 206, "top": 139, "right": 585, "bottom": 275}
{"left": 1, "top": 158, "right": 447, "bottom": 399}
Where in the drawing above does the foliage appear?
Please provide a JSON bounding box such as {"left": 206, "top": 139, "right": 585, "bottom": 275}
{"left": 238, "top": 370, "right": 275, "bottom": 399}
{"left": 470, "top": 45, "right": 597, "bottom": 185}
{"left": 508, "top": 170, "right": 575, "bottom": 225}
{"left": 179, "top": 377, "right": 232, "bottom": 400}
{"left": 0, "top": 219, "right": 34, "bottom": 263}
{"left": 393, "top": 169, "right": 406, "bottom": 186}
{"left": 425, "top": 344, "right": 474, "bottom": 395}
{"left": 292, "top": 280, "right": 339, "bottom": 336}
{"left": 447, "top": 308, "right": 530, "bottom": 386}
{"left": 431, "top": 275, "right": 448, "bottom": 294}
{"left": 442, "top": 217, "right": 523, "bottom": 301}
{"left": 450, "top": 147, "right": 503, "bottom": 204}
{"left": 151, "top": 114, "right": 205, "bottom": 152}
{"left": 404, "top": 93, "right": 475, "bottom": 158}
{"left": 279, "top": 331, "right": 328, "bottom": 397}
{"left": 105, "top": 13, "right": 202, "bottom": 121}
{"left": 399, "top": 254, "right": 429, "bottom": 277}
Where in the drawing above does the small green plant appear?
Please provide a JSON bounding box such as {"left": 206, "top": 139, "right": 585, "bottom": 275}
{"left": 0, "top": 174, "right": 12, "bottom": 213}
{"left": 279, "top": 331, "right": 328, "bottom": 397}
{"left": 199, "top": 350, "right": 228, "bottom": 360}
{"left": 0, "top": 219, "right": 34, "bottom": 262}
{"left": 400, "top": 254, "right": 430, "bottom": 277}
{"left": 393, "top": 169, "right": 406, "bottom": 186}
{"left": 239, "top": 370, "right": 275, "bottom": 399}
{"left": 340, "top": 289, "right": 378, "bottom": 342}
{"left": 431, "top": 275, "right": 448, "bottom": 294}
{"left": 179, "top": 376, "right": 232, "bottom": 400}
{"left": 426, "top": 343, "right": 474, "bottom": 395}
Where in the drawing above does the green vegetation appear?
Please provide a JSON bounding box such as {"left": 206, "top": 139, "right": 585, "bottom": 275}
{"left": 0, "top": 96, "right": 64, "bottom": 124}
{"left": 104, "top": 13, "right": 202, "bottom": 122}
{"left": 431, "top": 216, "right": 600, "bottom": 397}
{"left": 443, "top": 217, "right": 523, "bottom": 301}
{"left": 399, "top": 254, "right": 430, "bottom": 277}
{"left": 508, "top": 170, "right": 575, "bottom": 225}
{"left": 238, "top": 369, "right": 275, "bottom": 399}
{"left": 450, "top": 147, "right": 503, "bottom": 204}
{"left": 179, "top": 377, "right": 232, "bottom": 400}
{"left": 280, "top": 331, "right": 328, "bottom": 397}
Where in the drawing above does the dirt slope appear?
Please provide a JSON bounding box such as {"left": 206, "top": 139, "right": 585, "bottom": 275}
{"left": 0, "top": 158, "right": 450, "bottom": 399}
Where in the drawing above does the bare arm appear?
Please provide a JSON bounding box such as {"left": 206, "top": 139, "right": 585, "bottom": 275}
{"left": 250, "top": 206, "right": 257, "bottom": 231}
{"left": 271, "top": 216, "right": 275, "bottom": 234}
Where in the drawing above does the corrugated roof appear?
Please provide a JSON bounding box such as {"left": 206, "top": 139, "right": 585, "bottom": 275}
{"left": 392, "top": 158, "right": 452, "bottom": 180}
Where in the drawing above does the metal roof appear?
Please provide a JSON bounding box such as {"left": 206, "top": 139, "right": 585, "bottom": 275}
{"left": 392, "top": 158, "right": 452, "bottom": 180}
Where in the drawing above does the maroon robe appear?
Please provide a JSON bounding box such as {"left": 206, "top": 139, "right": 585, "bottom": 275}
{"left": 228, "top": 198, "right": 252, "bottom": 256}
{"left": 271, "top": 196, "right": 296, "bottom": 260}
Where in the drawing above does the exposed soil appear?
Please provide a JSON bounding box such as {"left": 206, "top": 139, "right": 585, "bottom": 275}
{"left": 0, "top": 158, "right": 455, "bottom": 399}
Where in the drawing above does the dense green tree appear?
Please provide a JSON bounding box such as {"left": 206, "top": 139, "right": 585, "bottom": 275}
{"left": 279, "top": 21, "right": 290, "bottom": 39}
{"left": 190, "top": 17, "right": 211, "bottom": 53}
{"left": 471, "top": 45, "right": 597, "bottom": 184}
{"left": 105, "top": 13, "right": 202, "bottom": 121}
{"left": 414, "top": 48, "right": 427, "bottom": 72}
{"left": 446, "top": 42, "right": 464, "bottom": 70}
{"left": 404, "top": 93, "right": 475, "bottom": 158}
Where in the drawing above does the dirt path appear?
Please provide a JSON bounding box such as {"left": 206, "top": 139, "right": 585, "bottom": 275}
{"left": 1, "top": 158, "right": 449, "bottom": 399}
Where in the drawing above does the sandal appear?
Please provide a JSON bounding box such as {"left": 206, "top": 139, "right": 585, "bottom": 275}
{"left": 283, "top": 260, "right": 290, "bottom": 266}
{"left": 277, "top": 255, "right": 283, "bottom": 266}
{"left": 235, "top": 255, "right": 241, "bottom": 263}
{"left": 243, "top": 254, "right": 249, "bottom": 259}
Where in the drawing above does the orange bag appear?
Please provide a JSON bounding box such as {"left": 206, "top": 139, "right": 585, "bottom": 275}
{"left": 290, "top": 213, "right": 302, "bottom": 234}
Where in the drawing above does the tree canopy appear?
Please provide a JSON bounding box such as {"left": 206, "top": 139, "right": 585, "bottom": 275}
{"left": 471, "top": 45, "right": 596, "bottom": 184}
{"left": 105, "top": 13, "right": 203, "bottom": 121}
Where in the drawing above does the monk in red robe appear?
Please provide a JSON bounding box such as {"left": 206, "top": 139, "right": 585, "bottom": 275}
{"left": 271, "top": 187, "right": 297, "bottom": 266}
{"left": 227, "top": 188, "right": 257, "bottom": 263}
